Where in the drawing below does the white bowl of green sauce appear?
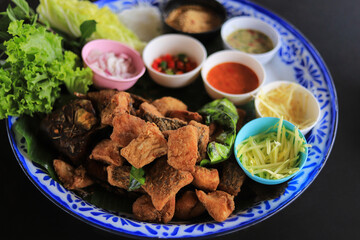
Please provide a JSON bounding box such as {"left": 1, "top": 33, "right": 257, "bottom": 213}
{"left": 221, "top": 16, "right": 281, "bottom": 64}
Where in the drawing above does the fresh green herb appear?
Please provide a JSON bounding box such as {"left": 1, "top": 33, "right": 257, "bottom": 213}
{"left": 177, "top": 53, "right": 187, "bottom": 62}
{"left": 79, "top": 20, "right": 97, "bottom": 45}
{"left": 160, "top": 60, "right": 167, "bottom": 70}
{"left": 0, "top": 20, "right": 93, "bottom": 119}
{"left": 128, "top": 166, "right": 145, "bottom": 191}
{"left": 198, "top": 98, "right": 239, "bottom": 165}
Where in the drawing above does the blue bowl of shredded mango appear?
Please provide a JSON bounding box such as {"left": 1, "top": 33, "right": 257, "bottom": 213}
{"left": 234, "top": 117, "right": 309, "bottom": 185}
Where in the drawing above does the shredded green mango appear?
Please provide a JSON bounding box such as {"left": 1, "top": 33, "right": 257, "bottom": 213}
{"left": 236, "top": 117, "right": 310, "bottom": 180}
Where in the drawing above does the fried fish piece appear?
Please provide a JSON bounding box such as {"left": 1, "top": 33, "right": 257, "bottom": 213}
{"left": 189, "top": 120, "right": 209, "bottom": 162}
{"left": 152, "top": 96, "right": 188, "bottom": 115}
{"left": 101, "top": 91, "right": 133, "bottom": 126}
{"left": 139, "top": 101, "right": 187, "bottom": 132}
{"left": 142, "top": 158, "right": 193, "bottom": 211}
{"left": 53, "top": 159, "right": 93, "bottom": 190}
{"left": 110, "top": 114, "right": 147, "bottom": 147}
{"left": 167, "top": 125, "right": 199, "bottom": 173}
{"left": 195, "top": 190, "right": 235, "bottom": 222}
{"left": 86, "top": 89, "right": 118, "bottom": 113}
{"left": 167, "top": 110, "right": 203, "bottom": 123}
{"left": 218, "top": 159, "right": 246, "bottom": 196}
{"left": 139, "top": 102, "right": 164, "bottom": 119}
{"left": 41, "top": 99, "right": 100, "bottom": 165}
{"left": 89, "top": 139, "right": 124, "bottom": 166}
{"left": 192, "top": 166, "right": 219, "bottom": 192}
{"left": 174, "top": 190, "right": 205, "bottom": 220}
{"left": 121, "top": 123, "right": 168, "bottom": 168}
{"left": 106, "top": 165, "right": 131, "bottom": 190}
{"left": 132, "top": 195, "right": 175, "bottom": 223}
{"left": 150, "top": 116, "right": 187, "bottom": 132}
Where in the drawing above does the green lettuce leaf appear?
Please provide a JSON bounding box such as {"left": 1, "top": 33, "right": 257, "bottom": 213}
{"left": 0, "top": 20, "right": 93, "bottom": 119}
{"left": 36, "top": 0, "right": 146, "bottom": 52}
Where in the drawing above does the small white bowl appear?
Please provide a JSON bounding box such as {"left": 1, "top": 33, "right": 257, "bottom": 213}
{"left": 221, "top": 16, "right": 281, "bottom": 64}
{"left": 142, "top": 34, "right": 207, "bottom": 88}
{"left": 254, "top": 80, "right": 321, "bottom": 135}
{"left": 201, "top": 50, "right": 265, "bottom": 106}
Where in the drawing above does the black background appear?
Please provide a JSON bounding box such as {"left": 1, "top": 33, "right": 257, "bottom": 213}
{"left": 1, "top": 0, "right": 359, "bottom": 239}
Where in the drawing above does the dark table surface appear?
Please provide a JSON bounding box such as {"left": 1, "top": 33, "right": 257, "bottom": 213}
{"left": 1, "top": 0, "right": 358, "bottom": 239}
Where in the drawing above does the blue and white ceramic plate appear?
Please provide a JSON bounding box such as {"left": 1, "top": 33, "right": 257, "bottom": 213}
{"left": 7, "top": 0, "right": 338, "bottom": 238}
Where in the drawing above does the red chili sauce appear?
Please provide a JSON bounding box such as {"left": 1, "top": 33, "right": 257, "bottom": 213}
{"left": 207, "top": 62, "right": 259, "bottom": 94}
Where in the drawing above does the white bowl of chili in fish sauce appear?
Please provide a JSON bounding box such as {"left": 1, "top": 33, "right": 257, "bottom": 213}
{"left": 201, "top": 50, "right": 265, "bottom": 106}
{"left": 221, "top": 16, "right": 281, "bottom": 64}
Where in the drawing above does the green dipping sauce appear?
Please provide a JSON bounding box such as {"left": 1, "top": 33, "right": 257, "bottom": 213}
{"left": 226, "top": 29, "right": 274, "bottom": 54}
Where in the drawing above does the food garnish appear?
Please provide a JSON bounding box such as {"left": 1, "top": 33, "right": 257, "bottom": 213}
{"left": 236, "top": 117, "right": 309, "bottom": 180}
{"left": 226, "top": 29, "right": 274, "bottom": 54}
{"left": 257, "top": 83, "right": 315, "bottom": 129}
{"left": 129, "top": 166, "right": 146, "bottom": 191}
{"left": 36, "top": 0, "right": 146, "bottom": 52}
{"left": 151, "top": 53, "right": 197, "bottom": 75}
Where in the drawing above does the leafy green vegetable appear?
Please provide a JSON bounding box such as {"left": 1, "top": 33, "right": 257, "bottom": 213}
{"left": 36, "top": 0, "right": 146, "bottom": 52}
{"left": 199, "top": 98, "right": 239, "bottom": 124}
{"left": 128, "top": 166, "right": 145, "bottom": 191}
{"left": 12, "top": 115, "right": 58, "bottom": 180}
{"left": 0, "top": 20, "right": 92, "bottom": 119}
{"left": 198, "top": 98, "right": 239, "bottom": 165}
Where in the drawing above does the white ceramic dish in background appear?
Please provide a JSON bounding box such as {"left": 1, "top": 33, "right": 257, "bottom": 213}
{"left": 254, "top": 80, "right": 321, "bottom": 135}
{"left": 201, "top": 50, "right": 266, "bottom": 105}
{"left": 221, "top": 16, "right": 281, "bottom": 64}
{"left": 142, "top": 34, "right": 207, "bottom": 88}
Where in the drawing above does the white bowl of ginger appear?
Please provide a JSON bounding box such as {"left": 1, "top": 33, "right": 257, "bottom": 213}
{"left": 255, "top": 81, "right": 321, "bottom": 135}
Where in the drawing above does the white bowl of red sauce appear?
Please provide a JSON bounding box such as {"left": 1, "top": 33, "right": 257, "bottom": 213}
{"left": 201, "top": 50, "right": 265, "bottom": 105}
{"left": 142, "top": 34, "right": 207, "bottom": 88}
{"left": 221, "top": 16, "right": 281, "bottom": 64}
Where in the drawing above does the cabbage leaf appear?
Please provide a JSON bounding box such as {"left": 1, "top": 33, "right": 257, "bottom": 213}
{"left": 36, "top": 0, "right": 146, "bottom": 52}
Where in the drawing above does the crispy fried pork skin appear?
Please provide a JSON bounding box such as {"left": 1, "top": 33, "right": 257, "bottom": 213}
{"left": 132, "top": 195, "right": 175, "bottom": 223}
{"left": 53, "top": 159, "right": 93, "bottom": 190}
{"left": 192, "top": 166, "right": 219, "bottom": 191}
{"left": 196, "top": 190, "right": 235, "bottom": 222}
{"left": 166, "top": 110, "right": 203, "bottom": 123}
{"left": 89, "top": 139, "right": 124, "bottom": 166}
{"left": 189, "top": 120, "right": 210, "bottom": 162}
{"left": 167, "top": 125, "right": 199, "bottom": 173}
{"left": 142, "top": 158, "right": 193, "bottom": 211}
{"left": 107, "top": 165, "right": 131, "bottom": 190}
{"left": 110, "top": 114, "right": 147, "bottom": 147}
{"left": 121, "top": 123, "right": 167, "bottom": 168}
{"left": 101, "top": 91, "right": 133, "bottom": 126}
{"left": 218, "top": 159, "right": 246, "bottom": 196}
{"left": 151, "top": 96, "right": 188, "bottom": 115}
{"left": 41, "top": 99, "right": 101, "bottom": 165}
{"left": 174, "top": 191, "right": 205, "bottom": 220}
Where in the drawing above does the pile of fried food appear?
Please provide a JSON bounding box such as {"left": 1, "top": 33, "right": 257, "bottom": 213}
{"left": 40, "top": 89, "right": 255, "bottom": 223}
